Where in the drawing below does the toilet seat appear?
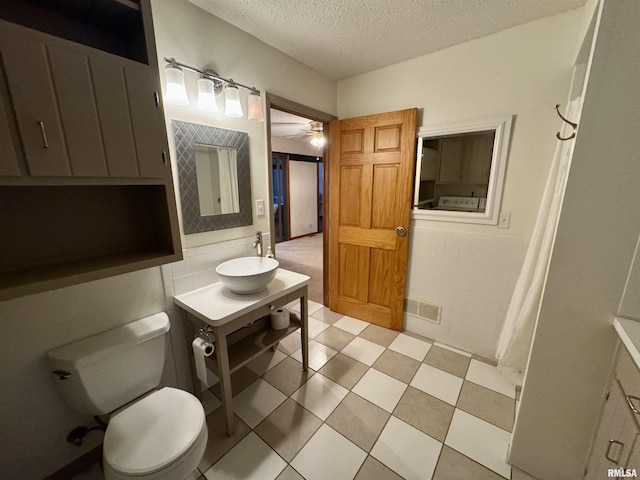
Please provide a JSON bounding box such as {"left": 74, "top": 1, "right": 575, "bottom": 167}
{"left": 103, "top": 387, "right": 207, "bottom": 479}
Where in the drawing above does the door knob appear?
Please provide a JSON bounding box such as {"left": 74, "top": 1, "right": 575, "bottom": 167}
{"left": 395, "top": 226, "right": 407, "bottom": 237}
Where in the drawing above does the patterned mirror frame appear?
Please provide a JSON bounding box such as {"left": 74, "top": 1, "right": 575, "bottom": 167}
{"left": 173, "top": 120, "right": 253, "bottom": 234}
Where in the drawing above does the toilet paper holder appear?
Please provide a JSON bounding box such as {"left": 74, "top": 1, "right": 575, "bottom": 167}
{"left": 195, "top": 325, "right": 215, "bottom": 344}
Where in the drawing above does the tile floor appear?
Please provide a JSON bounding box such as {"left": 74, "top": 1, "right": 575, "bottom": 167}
{"left": 190, "top": 300, "right": 527, "bottom": 480}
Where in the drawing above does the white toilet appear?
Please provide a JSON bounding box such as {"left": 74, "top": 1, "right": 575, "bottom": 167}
{"left": 48, "top": 313, "right": 208, "bottom": 480}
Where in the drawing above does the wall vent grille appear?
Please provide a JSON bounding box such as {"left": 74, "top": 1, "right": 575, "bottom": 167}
{"left": 404, "top": 298, "right": 441, "bottom": 324}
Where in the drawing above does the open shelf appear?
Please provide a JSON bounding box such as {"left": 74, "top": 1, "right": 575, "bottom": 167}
{"left": 0, "top": 0, "right": 147, "bottom": 63}
{"left": 206, "top": 314, "right": 302, "bottom": 375}
{"left": 0, "top": 184, "right": 180, "bottom": 300}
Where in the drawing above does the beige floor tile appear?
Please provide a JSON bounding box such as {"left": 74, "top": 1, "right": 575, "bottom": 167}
{"left": 276, "top": 331, "right": 302, "bottom": 355}
{"left": 311, "top": 307, "right": 344, "bottom": 325}
{"left": 276, "top": 466, "right": 305, "bottom": 480}
{"left": 432, "top": 445, "right": 505, "bottom": 480}
{"left": 202, "top": 432, "right": 286, "bottom": 480}
{"left": 359, "top": 324, "right": 399, "bottom": 347}
{"left": 373, "top": 349, "right": 421, "bottom": 384}
{"left": 318, "top": 353, "right": 369, "bottom": 389}
{"left": 262, "top": 356, "right": 314, "bottom": 396}
{"left": 393, "top": 386, "right": 454, "bottom": 442}
{"left": 456, "top": 381, "right": 515, "bottom": 432}
{"left": 199, "top": 408, "right": 251, "bottom": 472}
{"left": 424, "top": 345, "right": 471, "bottom": 378}
{"left": 326, "top": 392, "right": 390, "bottom": 452}
{"left": 355, "top": 456, "right": 404, "bottom": 479}
{"left": 314, "top": 325, "right": 355, "bottom": 351}
{"left": 211, "top": 366, "right": 259, "bottom": 399}
{"left": 255, "top": 398, "right": 323, "bottom": 462}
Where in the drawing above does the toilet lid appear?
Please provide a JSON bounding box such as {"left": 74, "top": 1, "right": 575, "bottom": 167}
{"left": 103, "top": 387, "right": 205, "bottom": 476}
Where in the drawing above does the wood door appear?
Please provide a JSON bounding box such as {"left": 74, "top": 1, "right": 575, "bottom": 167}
{"left": 329, "top": 108, "right": 417, "bottom": 330}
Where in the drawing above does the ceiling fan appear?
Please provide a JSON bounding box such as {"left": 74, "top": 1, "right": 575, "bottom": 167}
{"left": 272, "top": 119, "right": 325, "bottom": 147}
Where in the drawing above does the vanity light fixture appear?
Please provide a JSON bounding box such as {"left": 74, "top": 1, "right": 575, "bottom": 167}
{"left": 196, "top": 76, "right": 218, "bottom": 112}
{"left": 247, "top": 91, "right": 264, "bottom": 122}
{"left": 163, "top": 57, "right": 263, "bottom": 121}
{"left": 164, "top": 61, "right": 189, "bottom": 105}
{"left": 224, "top": 84, "right": 243, "bottom": 118}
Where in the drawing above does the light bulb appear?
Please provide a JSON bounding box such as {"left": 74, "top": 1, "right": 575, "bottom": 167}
{"left": 224, "top": 85, "right": 243, "bottom": 118}
{"left": 247, "top": 91, "right": 264, "bottom": 122}
{"left": 164, "top": 64, "right": 189, "bottom": 105}
{"left": 310, "top": 133, "right": 325, "bottom": 148}
{"left": 197, "top": 77, "right": 218, "bottom": 112}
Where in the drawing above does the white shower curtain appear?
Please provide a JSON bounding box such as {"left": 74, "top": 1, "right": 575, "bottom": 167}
{"left": 496, "top": 97, "right": 583, "bottom": 382}
{"left": 217, "top": 148, "right": 240, "bottom": 214}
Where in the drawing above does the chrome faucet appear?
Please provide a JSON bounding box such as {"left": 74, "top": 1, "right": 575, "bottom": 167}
{"left": 252, "top": 231, "right": 263, "bottom": 257}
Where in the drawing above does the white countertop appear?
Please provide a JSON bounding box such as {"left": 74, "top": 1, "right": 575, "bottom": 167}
{"left": 614, "top": 317, "right": 640, "bottom": 369}
{"left": 174, "top": 268, "right": 310, "bottom": 327}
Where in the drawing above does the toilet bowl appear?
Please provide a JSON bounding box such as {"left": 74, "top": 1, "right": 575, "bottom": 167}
{"left": 48, "top": 313, "right": 207, "bottom": 480}
{"left": 103, "top": 387, "right": 207, "bottom": 480}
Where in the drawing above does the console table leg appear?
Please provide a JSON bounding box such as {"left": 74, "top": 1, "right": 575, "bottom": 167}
{"left": 214, "top": 327, "right": 234, "bottom": 436}
{"left": 300, "top": 287, "right": 309, "bottom": 371}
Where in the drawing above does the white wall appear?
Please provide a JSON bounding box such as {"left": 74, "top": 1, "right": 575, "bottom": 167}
{"left": 337, "top": 8, "right": 586, "bottom": 358}
{"left": 0, "top": 2, "right": 337, "bottom": 478}
{"left": 289, "top": 160, "right": 319, "bottom": 238}
{"left": 0, "top": 269, "right": 169, "bottom": 479}
{"left": 510, "top": 1, "right": 640, "bottom": 477}
{"left": 151, "top": 0, "right": 337, "bottom": 392}
{"left": 151, "top": 0, "right": 336, "bottom": 250}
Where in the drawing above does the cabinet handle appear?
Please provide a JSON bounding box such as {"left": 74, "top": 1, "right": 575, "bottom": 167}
{"left": 627, "top": 395, "right": 640, "bottom": 414}
{"left": 606, "top": 439, "right": 624, "bottom": 464}
{"left": 38, "top": 121, "right": 49, "bottom": 148}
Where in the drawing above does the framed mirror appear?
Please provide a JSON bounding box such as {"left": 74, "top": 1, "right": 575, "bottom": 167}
{"left": 173, "top": 120, "right": 252, "bottom": 234}
{"left": 413, "top": 115, "right": 513, "bottom": 225}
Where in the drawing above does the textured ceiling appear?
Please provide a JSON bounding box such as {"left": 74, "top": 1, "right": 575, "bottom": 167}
{"left": 188, "top": 0, "right": 585, "bottom": 80}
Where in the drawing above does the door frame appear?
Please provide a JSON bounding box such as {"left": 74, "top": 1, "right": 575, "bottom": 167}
{"left": 265, "top": 93, "right": 336, "bottom": 305}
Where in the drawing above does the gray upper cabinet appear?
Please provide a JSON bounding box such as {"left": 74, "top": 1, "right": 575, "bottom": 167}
{"left": 0, "top": 19, "right": 167, "bottom": 180}
{"left": 0, "top": 1, "right": 182, "bottom": 301}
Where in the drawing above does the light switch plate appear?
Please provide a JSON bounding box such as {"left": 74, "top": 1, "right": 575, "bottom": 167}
{"left": 256, "top": 199, "right": 265, "bottom": 216}
{"left": 498, "top": 211, "right": 511, "bottom": 229}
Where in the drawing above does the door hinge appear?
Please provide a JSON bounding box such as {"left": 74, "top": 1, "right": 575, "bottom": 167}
{"left": 154, "top": 91, "right": 160, "bottom": 107}
{"left": 605, "top": 390, "right": 610, "bottom": 401}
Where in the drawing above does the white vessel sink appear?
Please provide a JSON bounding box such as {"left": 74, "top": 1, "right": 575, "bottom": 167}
{"left": 216, "top": 257, "right": 279, "bottom": 294}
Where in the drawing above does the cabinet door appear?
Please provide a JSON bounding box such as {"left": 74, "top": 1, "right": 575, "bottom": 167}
{"left": 0, "top": 27, "right": 70, "bottom": 176}
{"left": 421, "top": 147, "right": 439, "bottom": 180}
{"left": 627, "top": 434, "right": 640, "bottom": 471}
{"left": 90, "top": 56, "right": 140, "bottom": 178}
{"left": 125, "top": 65, "right": 168, "bottom": 178}
{"left": 586, "top": 380, "right": 639, "bottom": 479}
{"left": 438, "top": 139, "right": 464, "bottom": 183}
{"left": 462, "top": 134, "right": 493, "bottom": 184}
{"left": 47, "top": 44, "right": 109, "bottom": 177}
{"left": 0, "top": 64, "right": 20, "bottom": 177}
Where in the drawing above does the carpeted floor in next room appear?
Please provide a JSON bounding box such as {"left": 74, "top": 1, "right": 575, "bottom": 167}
{"left": 274, "top": 234, "right": 324, "bottom": 304}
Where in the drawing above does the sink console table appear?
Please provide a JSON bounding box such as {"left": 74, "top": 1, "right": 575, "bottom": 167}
{"left": 174, "top": 268, "right": 309, "bottom": 435}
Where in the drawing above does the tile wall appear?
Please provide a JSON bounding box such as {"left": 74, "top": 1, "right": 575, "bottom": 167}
{"left": 405, "top": 227, "right": 525, "bottom": 359}
{"left": 161, "top": 227, "right": 524, "bottom": 389}
{"left": 161, "top": 233, "right": 271, "bottom": 391}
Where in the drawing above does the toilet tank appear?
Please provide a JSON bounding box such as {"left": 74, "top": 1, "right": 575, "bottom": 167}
{"left": 47, "top": 313, "right": 170, "bottom": 415}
